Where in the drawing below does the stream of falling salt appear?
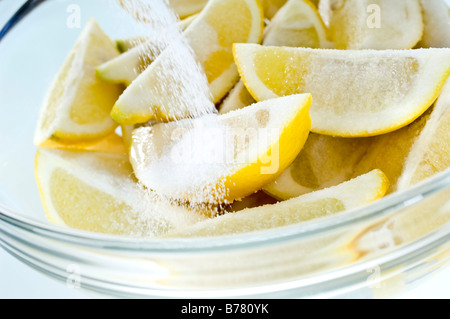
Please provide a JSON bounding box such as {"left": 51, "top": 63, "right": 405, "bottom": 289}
{"left": 116, "top": 0, "right": 223, "bottom": 235}
{"left": 120, "top": 0, "right": 216, "bottom": 119}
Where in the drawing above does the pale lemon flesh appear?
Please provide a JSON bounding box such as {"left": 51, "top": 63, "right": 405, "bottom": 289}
{"left": 234, "top": 43, "right": 450, "bottom": 137}
{"left": 34, "top": 148, "right": 208, "bottom": 236}
{"left": 34, "top": 18, "right": 123, "bottom": 145}
{"left": 265, "top": 77, "right": 450, "bottom": 200}
{"left": 219, "top": 0, "right": 329, "bottom": 114}
{"left": 129, "top": 94, "right": 312, "bottom": 204}
{"left": 110, "top": 0, "right": 264, "bottom": 125}
{"left": 323, "top": 0, "right": 423, "bottom": 50}
{"left": 165, "top": 169, "right": 389, "bottom": 238}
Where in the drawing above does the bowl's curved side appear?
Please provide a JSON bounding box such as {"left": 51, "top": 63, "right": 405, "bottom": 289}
{"left": 1, "top": 180, "right": 449, "bottom": 298}
{"left": 0, "top": 0, "right": 47, "bottom": 40}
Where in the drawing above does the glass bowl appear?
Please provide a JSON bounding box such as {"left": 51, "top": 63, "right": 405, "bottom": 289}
{"left": 0, "top": 0, "right": 449, "bottom": 299}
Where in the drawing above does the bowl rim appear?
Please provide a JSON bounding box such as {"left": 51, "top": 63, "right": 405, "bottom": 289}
{"left": 1, "top": 168, "right": 449, "bottom": 253}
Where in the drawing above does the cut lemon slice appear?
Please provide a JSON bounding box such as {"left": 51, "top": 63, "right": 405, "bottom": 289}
{"left": 262, "top": 0, "right": 288, "bottom": 19}
{"left": 394, "top": 77, "right": 450, "bottom": 190}
{"left": 115, "top": 14, "right": 197, "bottom": 53}
{"left": 263, "top": 133, "right": 373, "bottom": 200}
{"left": 39, "top": 132, "right": 127, "bottom": 154}
{"left": 129, "top": 94, "right": 312, "bottom": 204}
{"left": 263, "top": 0, "right": 329, "bottom": 48}
{"left": 34, "top": 18, "right": 123, "bottom": 145}
{"left": 98, "top": 15, "right": 197, "bottom": 84}
{"left": 219, "top": 0, "right": 329, "bottom": 114}
{"left": 234, "top": 43, "right": 450, "bottom": 137}
{"left": 266, "top": 77, "right": 450, "bottom": 199}
{"left": 350, "top": 76, "right": 450, "bottom": 192}
{"left": 165, "top": 169, "right": 389, "bottom": 237}
{"left": 120, "top": 122, "right": 155, "bottom": 152}
{"left": 352, "top": 109, "right": 434, "bottom": 193}
{"left": 116, "top": 36, "right": 148, "bottom": 54}
{"left": 34, "top": 148, "right": 207, "bottom": 236}
{"left": 168, "top": 0, "right": 208, "bottom": 18}
{"left": 322, "top": 0, "right": 423, "bottom": 49}
{"left": 417, "top": 0, "right": 450, "bottom": 48}
{"left": 219, "top": 80, "right": 257, "bottom": 114}
{"left": 97, "top": 38, "right": 166, "bottom": 86}
{"left": 111, "top": 0, "right": 264, "bottom": 125}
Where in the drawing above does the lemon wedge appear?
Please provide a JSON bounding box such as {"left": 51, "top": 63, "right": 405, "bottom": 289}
{"left": 263, "top": 0, "right": 329, "bottom": 48}
{"left": 322, "top": 0, "right": 423, "bottom": 49}
{"left": 165, "top": 169, "right": 389, "bottom": 237}
{"left": 34, "top": 148, "right": 207, "bottom": 236}
{"left": 168, "top": 0, "right": 208, "bottom": 18}
{"left": 129, "top": 94, "right": 312, "bottom": 204}
{"left": 263, "top": 133, "right": 373, "bottom": 200}
{"left": 219, "top": 0, "right": 329, "bottom": 114}
{"left": 34, "top": 18, "right": 123, "bottom": 146}
{"left": 38, "top": 132, "right": 127, "bottom": 154}
{"left": 111, "top": 0, "right": 264, "bottom": 125}
{"left": 393, "top": 77, "right": 450, "bottom": 191}
{"left": 219, "top": 80, "right": 257, "bottom": 114}
{"left": 98, "top": 15, "right": 197, "bottom": 84}
{"left": 115, "top": 36, "right": 148, "bottom": 54}
{"left": 350, "top": 76, "right": 450, "bottom": 192}
{"left": 351, "top": 110, "right": 433, "bottom": 193}
{"left": 115, "top": 15, "right": 197, "bottom": 53}
{"left": 96, "top": 38, "right": 165, "bottom": 86}
{"left": 234, "top": 43, "right": 450, "bottom": 137}
{"left": 266, "top": 77, "right": 450, "bottom": 199}
{"left": 262, "top": 0, "right": 288, "bottom": 19}
{"left": 417, "top": 0, "right": 450, "bottom": 48}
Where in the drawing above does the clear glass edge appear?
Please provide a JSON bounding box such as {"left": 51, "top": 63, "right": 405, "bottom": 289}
{"left": 1, "top": 168, "right": 449, "bottom": 252}
{"left": 2, "top": 209, "right": 449, "bottom": 298}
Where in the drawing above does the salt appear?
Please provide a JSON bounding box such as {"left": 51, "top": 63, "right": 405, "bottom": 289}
{"left": 119, "top": 0, "right": 215, "bottom": 120}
